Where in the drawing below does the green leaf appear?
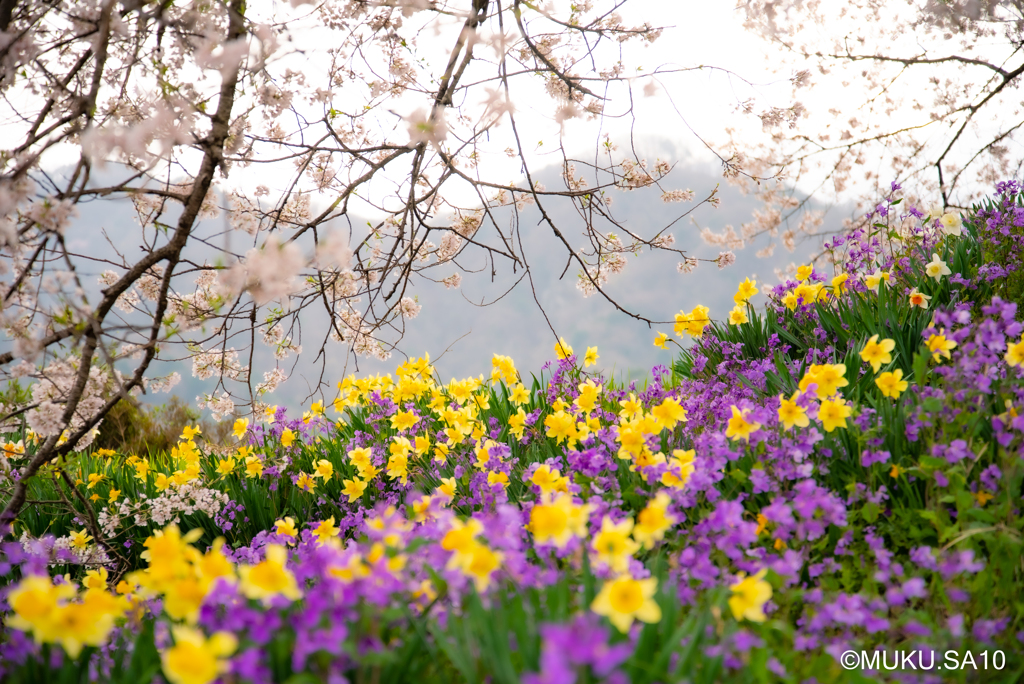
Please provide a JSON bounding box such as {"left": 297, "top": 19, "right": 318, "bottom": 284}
{"left": 913, "top": 351, "right": 929, "bottom": 387}
{"left": 284, "top": 675, "right": 326, "bottom": 684}
{"left": 122, "top": 620, "right": 160, "bottom": 684}
{"left": 728, "top": 468, "right": 748, "bottom": 484}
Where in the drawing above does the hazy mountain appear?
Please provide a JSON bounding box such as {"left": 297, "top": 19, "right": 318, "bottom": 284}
{"left": 45, "top": 147, "right": 838, "bottom": 414}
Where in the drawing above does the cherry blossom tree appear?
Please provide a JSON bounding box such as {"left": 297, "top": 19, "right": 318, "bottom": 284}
{"left": 0, "top": 0, "right": 741, "bottom": 530}
{"left": 723, "top": 0, "right": 1023, "bottom": 253}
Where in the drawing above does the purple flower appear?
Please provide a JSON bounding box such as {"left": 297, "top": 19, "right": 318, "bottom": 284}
{"left": 860, "top": 450, "right": 890, "bottom": 467}
{"left": 525, "top": 615, "right": 630, "bottom": 684}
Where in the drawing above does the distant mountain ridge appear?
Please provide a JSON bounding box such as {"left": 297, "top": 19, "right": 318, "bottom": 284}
{"left": 52, "top": 149, "right": 836, "bottom": 413}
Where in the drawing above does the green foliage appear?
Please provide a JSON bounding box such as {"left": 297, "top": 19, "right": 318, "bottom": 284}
{"left": 95, "top": 396, "right": 233, "bottom": 456}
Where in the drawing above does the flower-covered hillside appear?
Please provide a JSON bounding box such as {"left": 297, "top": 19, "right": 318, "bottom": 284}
{"left": 2, "top": 182, "right": 1023, "bottom": 683}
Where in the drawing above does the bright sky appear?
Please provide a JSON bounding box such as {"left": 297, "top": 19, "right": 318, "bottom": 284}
{"left": 195, "top": 0, "right": 810, "bottom": 218}
{"left": 22, "top": 0, "right": 1009, "bottom": 217}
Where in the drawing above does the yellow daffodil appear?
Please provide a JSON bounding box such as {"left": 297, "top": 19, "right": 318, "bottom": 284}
{"left": 725, "top": 405, "right": 761, "bottom": 443}
{"left": 818, "top": 397, "right": 852, "bottom": 432}
{"left": 728, "top": 569, "right": 772, "bottom": 622}
{"left": 436, "top": 477, "right": 457, "bottom": 503}
{"left": 161, "top": 626, "right": 237, "bottom": 684}
{"left": 50, "top": 589, "right": 126, "bottom": 657}
{"left": 688, "top": 304, "right": 711, "bottom": 337}
{"left": 2, "top": 440, "right": 25, "bottom": 459}
{"left": 734, "top": 277, "right": 758, "bottom": 304}
{"left": 554, "top": 337, "right": 574, "bottom": 360}
{"left": 238, "top": 545, "right": 302, "bottom": 603}
{"left": 348, "top": 447, "right": 372, "bottom": 470}
{"left": 441, "top": 518, "right": 483, "bottom": 559}
{"left": 387, "top": 452, "right": 409, "bottom": 484}
{"left": 859, "top": 334, "right": 896, "bottom": 373}
{"left": 875, "top": 369, "right": 909, "bottom": 399}
{"left": 651, "top": 397, "right": 687, "bottom": 431}
{"left": 509, "top": 383, "right": 530, "bottom": 406}
{"left": 591, "top": 516, "right": 640, "bottom": 573}
{"left": 312, "top": 517, "right": 339, "bottom": 545}
{"left": 4, "top": 575, "right": 77, "bottom": 644}
{"left": 798, "top": 363, "right": 848, "bottom": 399}
{"left": 529, "top": 464, "right": 563, "bottom": 495}
{"left": 410, "top": 495, "right": 433, "bottom": 522}
{"left": 410, "top": 435, "right": 430, "bottom": 458}
{"left": 591, "top": 574, "right": 661, "bottom": 633}
{"left": 231, "top": 418, "right": 248, "bottom": 440}
{"left": 457, "top": 542, "right": 503, "bottom": 593}
{"left": 341, "top": 477, "right": 367, "bottom": 502}
{"left": 70, "top": 530, "right": 92, "bottom": 550}
{"left": 1005, "top": 336, "right": 1024, "bottom": 367}
{"left": 575, "top": 380, "right": 602, "bottom": 413}
{"left": 473, "top": 439, "right": 497, "bottom": 470}
{"left": 433, "top": 442, "right": 450, "bottom": 465}
{"left": 390, "top": 410, "right": 419, "bottom": 432}
{"left": 82, "top": 568, "right": 108, "bottom": 591}
{"left": 926, "top": 331, "right": 957, "bottom": 363}
{"left": 544, "top": 410, "right": 578, "bottom": 446}
{"left": 528, "top": 494, "right": 590, "bottom": 548}
{"left": 491, "top": 354, "right": 518, "bottom": 385}
{"left": 617, "top": 393, "right": 642, "bottom": 420}
{"left": 216, "top": 457, "right": 235, "bottom": 477}
{"left": 662, "top": 449, "right": 695, "bottom": 490}
{"left": 831, "top": 273, "right": 849, "bottom": 295}
{"left": 358, "top": 462, "right": 381, "bottom": 481}
{"left": 243, "top": 456, "right": 263, "bottom": 479}
{"left": 507, "top": 407, "right": 528, "bottom": 441}
{"left": 674, "top": 304, "right": 712, "bottom": 338}
{"left": 864, "top": 269, "right": 890, "bottom": 293}
{"left": 777, "top": 393, "right": 809, "bottom": 430}
{"left": 274, "top": 517, "right": 298, "bottom": 542}
{"left": 313, "top": 459, "right": 334, "bottom": 480}
{"left": 295, "top": 472, "right": 315, "bottom": 492}
{"left": 633, "top": 493, "right": 676, "bottom": 549}
{"left": 794, "top": 282, "right": 819, "bottom": 304}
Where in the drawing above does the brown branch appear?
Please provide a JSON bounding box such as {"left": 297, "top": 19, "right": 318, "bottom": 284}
{"left": 1, "top": 0, "right": 248, "bottom": 532}
{"left": 512, "top": 0, "right": 602, "bottom": 99}
{"left": 828, "top": 49, "right": 1017, "bottom": 80}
